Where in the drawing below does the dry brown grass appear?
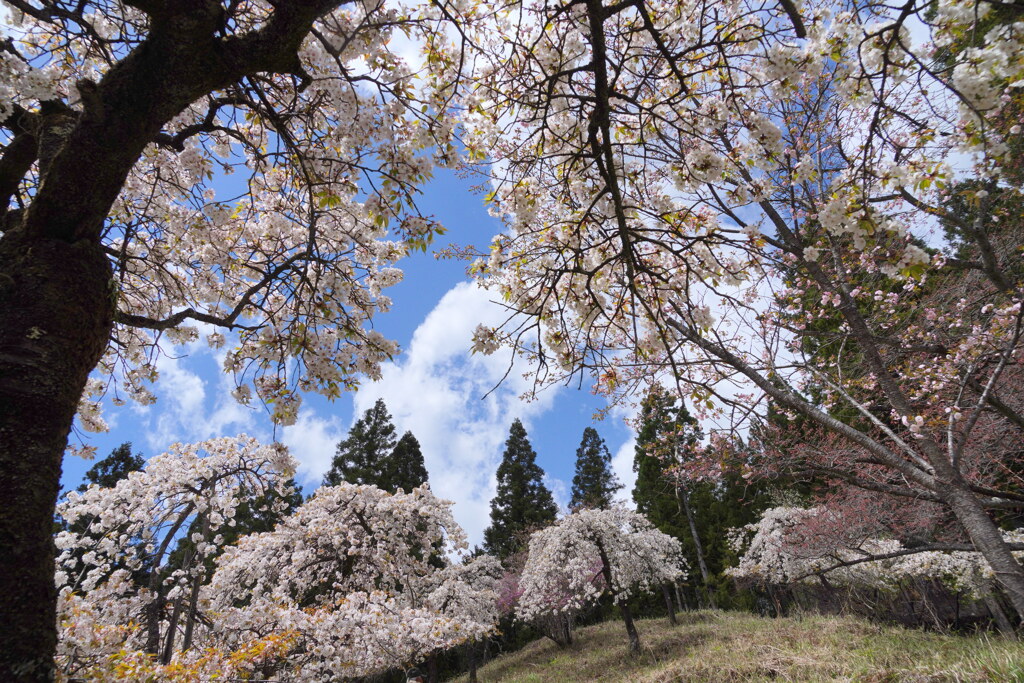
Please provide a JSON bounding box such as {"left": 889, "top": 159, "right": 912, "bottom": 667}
{"left": 456, "top": 611, "right": 1024, "bottom": 682}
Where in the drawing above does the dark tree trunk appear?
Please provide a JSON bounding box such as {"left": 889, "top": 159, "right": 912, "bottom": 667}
{"left": 0, "top": 5, "right": 352, "bottom": 679}
{"left": 982, "top": 583, "right": 1017, "bottom": 638}
{"left": 661, "top": 583, "right": 677, "bottom": 625}
{"left": 619, "top": 602, "right": 641, "bottom": 655}
{"left": 426, "top": 653, "right": 439, "bottom": 683}
{"left": 594, "top": 538, "right": 641, "bottom": 654}
{"left": 181, "top": 512, "right": 210, "bottom": 652}
{"left": 0, "top": 233, "right": 114, "bottom": 681}
{"left": 162, "top": 596, "right": 184, "bottom": 665}
{"left": 467, "top": 638, "right": 479, "bottom": 683}
{"left": 938, "top": 471, "right": 1024, "bottom": 622}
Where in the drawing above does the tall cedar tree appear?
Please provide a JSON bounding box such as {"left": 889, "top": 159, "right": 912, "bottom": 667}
{"left": 569, "top": 427, "right": 621, "bottom": 510}
{"left": 324, "top": 399, "right": 430, "bottom": 494}
{"left": 76, "top": 442, "right": 144, "bottom": 492}
{"left": 324, "top": 399, "right": 398, "bottom": 490}
{"left": 632, "top": 387, "right": 694, "bottom": 538}
{"left": 389, "top": 431, "right": 429, "bottom": 494}
{"left": 634, "top": 388, "right": 772, "bottom": 608}
{"left": 484, "top": 419, "right": 558, "bottom": 559}
{"left": 632, "top": 387, "right": 714, "bottom": 600}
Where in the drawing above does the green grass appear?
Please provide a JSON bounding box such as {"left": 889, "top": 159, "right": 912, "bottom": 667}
{"left": 457, "top": 611, "right": 1024, "bottom": 682}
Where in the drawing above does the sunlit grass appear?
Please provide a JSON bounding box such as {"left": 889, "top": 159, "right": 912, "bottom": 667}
{"left": 456, "top": 611, "right": 1023, "bottom": 682}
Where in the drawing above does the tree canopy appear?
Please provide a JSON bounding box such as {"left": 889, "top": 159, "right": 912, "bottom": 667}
{"left": 569, "top": 427, "right": 621, "bottom": 510}
{"left": 76, "top": 442, "right": 144, "bottom": 492}
{"left": 461, "top": 0, "right": 1024, "bottom": 618}
{"left": 0, "top": 3, "right": 461, "bottom": 676}
{"left": 324, "top": 399, "right": 430, "bottom": 494}
{"left": 484, "top": 419, "right": 559, "bottom": 560}
{"left": 3, "top": 0, "right": 1024, "bottom": 676}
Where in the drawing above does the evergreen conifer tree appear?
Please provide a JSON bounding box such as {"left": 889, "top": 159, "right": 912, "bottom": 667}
{"left": 632, "top": 387, "right": 773, "bottom": 609}
{"left": 77, "top": 442, "right": 144, "bottom": 492}
{"left": 632, "top": 387, "right": 692, "bottom": 536}
{"left": 324, "top": 399, "right": 430, "bottom": 494}
{"left": 483, "top": 419, "right": 558, "bottom": 560}
{"left": 324, "top": 398, "right": 399, "bottom": 490}
{"left": 388, "top": 431, "right": 429, "bottom": 493}
{"left": 569, "top": 427, "right": 621, "bottom": 510}
{"left": 632, "top": 386, "right": 714, "bottom": 604}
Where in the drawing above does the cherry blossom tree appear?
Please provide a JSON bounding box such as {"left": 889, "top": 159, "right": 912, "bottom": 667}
{"left": 454, "top": 0, "right": 1024, "bottom": 618}
{"left": 727, "top": 505, "right": 1024, "bottom": 632}
{"left": 0, "top": 1, "right": 463, "bottom": 676}
{"left": 54, "top": 435, "right": 297, "bottom": 678}
{"left": 425, "top": 554, "right": 504, "bottom": 682}
{"left": 517, "top": 506, "right": 687, "bottom": 653}
{"left": 56, "top": 448, "right": 492, "bottom": 681}
{"left": 205, "top": 481, "right": 491, "bottom": 680}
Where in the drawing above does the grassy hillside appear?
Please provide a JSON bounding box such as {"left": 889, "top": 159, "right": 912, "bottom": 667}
{"left": 458, "top": 611, "right": 1024, "bottom": 682}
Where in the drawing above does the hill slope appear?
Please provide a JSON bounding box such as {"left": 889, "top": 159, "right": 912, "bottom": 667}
{"left": 459, "top": 611, "right": 1023, "bottom": 682}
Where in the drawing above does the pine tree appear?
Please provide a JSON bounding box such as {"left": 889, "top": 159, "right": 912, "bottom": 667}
{"left": 77, "top": 442, "right": 144, "bottom": 492}
{"left": 632, "top": 387, "right": 773, "bottom": 609}
{"left": 324, "top": 398, "right": 399, "bottom": 490}
{"left": 388, "top": 431, "right": 429, "bottom": 494}
{"left": 569, "top": 427, "right": 621, "bottom": 510}
{"left": 483, "top": 419, "right": 559, "bottom": 560}
{"left": 632, "top": 387, "right": 691, "bottom": 536}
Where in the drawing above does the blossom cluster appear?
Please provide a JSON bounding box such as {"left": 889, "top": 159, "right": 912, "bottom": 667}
{"left": 440, "top": 0, "right": 1024, "bottom": 608}
{"left": 727, "top": 506, "right": 1024, "bottom": 599}
{"left": 0, "top": 0, "right": 468, "bottom": 432}
{"left": 56, "top": 435, "right": 296, "bottom": 594}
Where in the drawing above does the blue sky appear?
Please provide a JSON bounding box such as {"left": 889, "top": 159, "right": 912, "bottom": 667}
{"left": 62, "top": 169, "right": 639, "bottom": 548}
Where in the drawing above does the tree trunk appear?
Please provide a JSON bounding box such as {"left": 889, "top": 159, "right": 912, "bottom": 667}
{"left": 676, "top": 483, "right": 715, "bottom": 608}
{"left": 620, "top": 602, "right": 641, "bottom": 655}
{"left": 144, "top": 501, "right": 195, "bottom": 654}
{"left": 662, "top": 583, "right": 677, "bottom": 625}
{"left": 467, "top": 638, "right": 479, "bottom": 683}
{"left": 181, "top": 512, "right": 210, "bottom": 651}
{"left": 0, "top": 233, "right": 114, "bottom": 682}
{"left": 145, "top": 583, "right": 166, "bottom": 655}
{"left": 162, "top": 596, "right": 184, "bottom": 665}
{"left": 594, "top": 538, "right": 641, "bottom": 653}
{"left": 0, "top": 7, "right": 358, "bottom": 680}
{"left": 940, "top": 476, "right": 1024, "bottom": 622}
{"left": 426, "top": 653, "right": 439, "bottom": 683}
{"left": 982, "top": 582, "right": 1017, "bottom": 638}
{"left": 674, "top": 582, "right": 688, "bottom": 612}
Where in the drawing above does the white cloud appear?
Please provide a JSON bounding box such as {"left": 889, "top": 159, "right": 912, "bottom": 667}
{"left": 133, "top": 346, "right": 260, "bottom": 452}
{"left": 96, "top": 281, "right": 573, "bottom": 548}
{"left": 611, "top": 435, "right": 638, "bottom": 506}
{"left": 545, "top": 475, "right": 570, "bottom": 514}
{"left": 281, "top": 411, "right": 346, "bottom": 487}
{"left": 338, "top": 282, "right": 562, "bottom": 548}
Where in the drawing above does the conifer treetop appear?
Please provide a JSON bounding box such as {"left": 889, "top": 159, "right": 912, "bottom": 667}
{"left": 569, "top": 427, "right": 622, "bottom": 511}
{"left": 484, "top": 419, "right": 559, "bottom": 560}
